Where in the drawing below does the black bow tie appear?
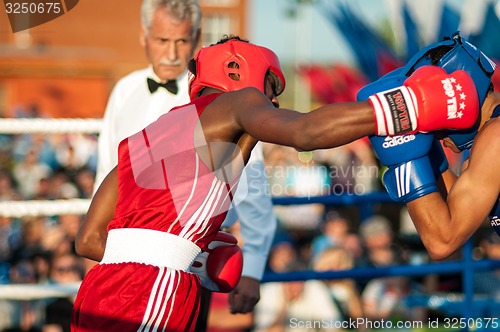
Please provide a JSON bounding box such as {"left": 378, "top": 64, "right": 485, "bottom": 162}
{"left": 147, "top": 78, "right": 178, "bottom": 95}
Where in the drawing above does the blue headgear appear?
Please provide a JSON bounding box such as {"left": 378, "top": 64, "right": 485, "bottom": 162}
{"left": 397, "top": 32, "right": 496, "bottom": 150}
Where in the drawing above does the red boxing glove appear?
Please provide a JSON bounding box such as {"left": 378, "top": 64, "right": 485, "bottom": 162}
{"left": 190, "top": 231, "right": 243, "bottom": 293}
{"left": 370, "top": 66, "right": 479, "bottom": 135}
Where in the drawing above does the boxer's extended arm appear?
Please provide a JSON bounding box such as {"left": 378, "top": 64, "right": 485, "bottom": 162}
{"left": 216, "top": 87, "right": 374, "bottom": 150}
{"left": 75, "top": 167, "right": 118, "bottom": 261}
{"left": 214, "top": 67, "right": 479, "bottom": 152}
{"left": 407, "top": 120, "right": 500, "bottom": 260}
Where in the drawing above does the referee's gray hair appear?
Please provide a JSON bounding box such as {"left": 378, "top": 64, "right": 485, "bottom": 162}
{"left": 141, "top": 0, "right": 202, "bottom": 37}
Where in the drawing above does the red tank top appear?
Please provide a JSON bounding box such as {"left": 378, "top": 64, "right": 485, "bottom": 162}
{"left": 108, "top": 94, "right": 239, "bottom": 249}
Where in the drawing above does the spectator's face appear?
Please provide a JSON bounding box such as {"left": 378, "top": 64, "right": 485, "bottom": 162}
{"left": 10, "top": 260, "right": 37, "bottom": 283}
{"left": 141, "top": 9, "right": 199, "bottom": 82}
{"left": 58, "top": 214, "right": 81, "bottom": 239}
{"left": 324, "top": 218, "right": 348, "bottom": 239}
{"left": 0, "top": 216, "right": 12, "bottom": 228}
{"left": 0, "top": 173, "right": 13, "bottom": 192}
{"left": 269, "top": 242, "right": 296, "bottom": 273}
{"left": 364, "top": 232, "right": 392, "bottom": 250}
{"left": 22, "top": 218, "right": 44, "bottom": 245}
{"left": 51, "top": 255, "right": 82, "bottom": 284}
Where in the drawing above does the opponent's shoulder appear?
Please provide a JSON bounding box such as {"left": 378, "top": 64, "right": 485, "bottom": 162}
{"left": 476, "top": 116, "right": 500, "bottom": 146}
{"left": 469, "top": 116, "right": 500, "bottom": 165}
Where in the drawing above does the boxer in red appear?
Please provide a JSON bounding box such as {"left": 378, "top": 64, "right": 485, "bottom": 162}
{"left": 71, "top": 36, "right": 480, "bottom": 331}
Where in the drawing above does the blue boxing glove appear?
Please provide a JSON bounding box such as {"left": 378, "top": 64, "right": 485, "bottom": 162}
{"left": 357, "top": 71, "right": 438, "bottom": 203}
{"left": 371, "top": 133, "right": 438, "bottom": 202}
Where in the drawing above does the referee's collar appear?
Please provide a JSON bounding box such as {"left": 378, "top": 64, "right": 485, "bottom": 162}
{"left": 146, "top": 66, "right": 188, "bottom": 85}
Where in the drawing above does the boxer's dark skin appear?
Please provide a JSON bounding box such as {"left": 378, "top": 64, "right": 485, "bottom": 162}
{"left": 76, "top": 36, "right": 482, "bottom": 280}
{"left": 76, "top": 74, "right": 375, "bottom": 261}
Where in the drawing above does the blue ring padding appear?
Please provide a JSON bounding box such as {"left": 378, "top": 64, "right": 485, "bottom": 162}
{"left": 272, "top": 191, "right": 393, "bottom": 206}
{"left": 262, "top": 259, "right": 500, "bottom": 283}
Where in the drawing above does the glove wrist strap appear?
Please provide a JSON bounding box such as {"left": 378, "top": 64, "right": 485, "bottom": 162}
{"left": 382, "top": 155, "right": 438, "bottom": 203}
{"left": 370, "top": 86, "right": 417, "bottom": 136}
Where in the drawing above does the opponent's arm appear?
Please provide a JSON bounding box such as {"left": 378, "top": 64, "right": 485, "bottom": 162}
{"left": 407, "top": 120, "right": 500, "bottom": 260}
{"left": 437, "top": 168, "right": 458, "bottom": 197}
{"left": 429, "top": 141, "right": 455, "bottom": 198}
{"left": 75, "top": 167, "right": 118, "bottom": 261}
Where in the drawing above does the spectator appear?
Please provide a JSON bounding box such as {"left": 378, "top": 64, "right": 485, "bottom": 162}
{"left": 12, "top": 149, "right": 52, "bottom": 199}
{"left": 474, "top": 229, "right": 500, "bottom": 300}
{"left": 313, "top": 246, "right": 365, "bottom": 329}
{"left": 43, "top": 253, "right": 84, "bottom": 332}
{"left": 0, "top": 169, "right": 21, "bottom": 201}
{"left": 0, "top": 216, "right": 17, "bottom": 264}
{"left": 46, "top": 171, "right": 79, "bottom": 200}
{"left": 4, "top": 250, "right": 49, "bottom": 332}
{"left": 73, "top": 168, "right": 95, "bottom": 199}
{"left": 254, "top": 260, "right": 342, "bottom": 332}
{"left": 358, "top": 215, "right": 409, "bottom": 321}
{"left": 310, "top": 211, "right": 351, "bottom": 259}
{"left": 358, "top": 215, "right": 406, "bottom": 268}
{"left": 54, "top": 134, "right": 97, "bottom": 175}
{"left": 254, "top": 234, "right": 342, "bottom": 331}
{"left": 43, "top": 214, "right": 82, "bottom": 257}
{"left": 10, "top": 217, "right": 47, "bottom": 264}
{"left": 266, "top": 234, "right": 299, "bottom": 274}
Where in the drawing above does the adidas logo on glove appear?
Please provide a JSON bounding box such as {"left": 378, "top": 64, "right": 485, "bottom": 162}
{"left": 382, "top": 135, "right": 416, "bottom": 148}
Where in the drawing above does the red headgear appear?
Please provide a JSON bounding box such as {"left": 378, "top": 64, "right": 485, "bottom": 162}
{"left": 188, "top": 39, "right": 286, "bottom": 100}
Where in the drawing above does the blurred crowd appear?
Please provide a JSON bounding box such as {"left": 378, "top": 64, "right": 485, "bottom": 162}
{"left": 0, "top": 126, "right": 499, "bottom": 332}
{"left": 0, "top": 122, "right": 97, "bottom": 331}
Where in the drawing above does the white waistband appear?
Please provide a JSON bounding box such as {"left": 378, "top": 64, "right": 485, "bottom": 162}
{"left": 100, "top": 228, "right": 201, "bottom": 271}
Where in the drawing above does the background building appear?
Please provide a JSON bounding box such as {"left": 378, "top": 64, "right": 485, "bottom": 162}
{"left": 0, "top": 0, "right": 248, "bottom": 119}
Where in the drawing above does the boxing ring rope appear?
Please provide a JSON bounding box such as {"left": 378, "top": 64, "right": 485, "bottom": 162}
{"left": 0, "top": 118, "right": 100, "bottom": 217}
{"left": 0, "top": 283, "right": 81, "bottom": 300}
{"left": 0, "top": 118, "right": 102, "bottom": 134}
{"left": 0, "top": 117, "right": 498, "bottom": 330}
{"left": 0, "top": 199, "right": 90, "bottom": 218}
